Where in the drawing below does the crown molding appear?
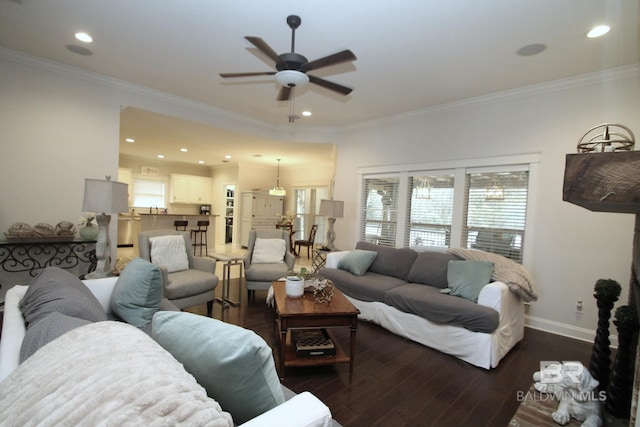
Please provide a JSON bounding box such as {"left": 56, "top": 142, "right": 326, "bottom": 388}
{"left": 341, "top": 64, "right": 640, "bottom": 133}
{"left": 0, "top": 47, "right": 337, "bottom": 142}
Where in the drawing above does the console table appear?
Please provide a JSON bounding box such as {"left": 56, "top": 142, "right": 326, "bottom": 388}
{"left": 0, "top": 238, "right": 96, "bottom": 298}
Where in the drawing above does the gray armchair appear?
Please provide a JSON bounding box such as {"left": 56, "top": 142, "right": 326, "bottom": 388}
{"left": 244, "top": 229, "right": 295, "bottom": 301}
{"left": 138, "top": 230, "right": 218, "bottom": 316}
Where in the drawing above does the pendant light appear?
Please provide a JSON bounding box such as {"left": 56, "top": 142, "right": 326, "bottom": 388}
{"left": 269, "top": 159, "right": 286, "bottom": 196}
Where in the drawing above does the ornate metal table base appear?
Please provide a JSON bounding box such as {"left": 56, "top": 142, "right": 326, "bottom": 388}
{"left": 0, "top": 239, "right": 96, "bottom": 290}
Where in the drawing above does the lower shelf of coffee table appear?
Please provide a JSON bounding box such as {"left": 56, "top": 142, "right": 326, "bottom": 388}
{"left": 282, "top": 328, "right": 350, "bottom": 368}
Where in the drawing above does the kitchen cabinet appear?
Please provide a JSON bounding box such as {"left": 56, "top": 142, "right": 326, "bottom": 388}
{"left": 239, "top": 191, "right": 284, "bottom": 247}
{"left": 169, "top": 174, "right": 212, "bottom": 204}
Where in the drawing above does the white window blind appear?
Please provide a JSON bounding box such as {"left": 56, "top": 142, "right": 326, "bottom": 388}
{"left": 361, "top": 177, "right": 399, "bottom": 247}
{"left": 405, "top": 174, "right": 455, "bottom": 249}
{"left": 132, "top": 178, "right": 166, "bottom": 209}
{"left": 462, "top": 170, "right": 529, "bottom": 262}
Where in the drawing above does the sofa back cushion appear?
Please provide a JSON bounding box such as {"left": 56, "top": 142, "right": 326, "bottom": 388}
{"left": 407, "top": 251, "right": 462, "bottom": 289}
{"left": 19, "top": 267, "right": 107, "bottom": 327}
{"left": 355, "top": 241, "right": 417, "bottom": 280}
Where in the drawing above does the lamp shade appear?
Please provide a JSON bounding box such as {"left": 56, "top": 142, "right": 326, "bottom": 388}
{"left": 319, "top": 199, "right": 344, "bottom": 218}
{"left": 82, "top": 178, "right": 129, "bottom": 214}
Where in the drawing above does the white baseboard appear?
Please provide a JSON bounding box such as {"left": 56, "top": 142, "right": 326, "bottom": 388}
{"left": 525, "top": 315, "right": 618, "bottom": 349}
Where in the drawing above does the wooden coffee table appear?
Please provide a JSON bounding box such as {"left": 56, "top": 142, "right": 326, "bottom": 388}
{"left": 272, "top": 281, "right": 360, "bottom": 378}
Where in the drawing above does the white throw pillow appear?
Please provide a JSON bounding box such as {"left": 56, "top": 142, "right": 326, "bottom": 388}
{"left": 149, "top": 235, "right": 189, "bottom": 273}
{"left": 252, "top": 238, "right": 286, "bottom": 264}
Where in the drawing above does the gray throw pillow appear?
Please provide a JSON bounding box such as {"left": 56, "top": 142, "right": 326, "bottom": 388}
{"left": 19, "top": 267, "right": 107, "bottom": 327}
{"left": 20, "top": 312, "right": 92, "bottom": 363}
{"left": 152, "top": 311, "right": 285, "bottom": 424}
{"left": 338, "top": 250, "right": 378, "bottom": 276}
{"left": 111, "top": 258, "right": 163, "bottom": 328}
{"left": 446, "top": 260, "right": 494, "bottom": 302}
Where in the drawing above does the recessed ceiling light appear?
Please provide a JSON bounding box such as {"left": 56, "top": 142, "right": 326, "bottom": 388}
{"left": 587, "top": 25, "right": 610, "bottom": 38}
{"left": 253, "top": 154, "right": 262, "bottom": 157}
{"left": 225, "top": 155, "right": 232, "bottom": 159}
{"left": 302, "top": 111, "right": 312, "bottom": 117}
{"left": 157, "top": 154, "right": 165, "bottom": 159}
{"left": 125, "top": 138, "right": 135, "bottom": 143}
{"left": 517, "top": 43, "right": 546, "bottom": 56}
{"left": 198, "top": 160, "right": 205, "bottom": 164}
{"left": 180, "top": 148, "right": 188, "bottom": 152}
{"left": 75, "top": 32, "right": 93, "bottom": 43}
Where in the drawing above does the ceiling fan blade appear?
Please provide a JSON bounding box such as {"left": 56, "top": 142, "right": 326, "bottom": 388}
{"left": 308, "top": 75, "right": 353, "bottom": 96}
{"left": 303, "top": 50, "right": 357, "bottom": 72}
{"left": 219, "top": 71, "right": 276, "bottom": 78}
{"left": 245, "top": 36, "right": 280, "bottom": 62}
{"left": 277, "top": 86, "right": 292, "bottom": 101}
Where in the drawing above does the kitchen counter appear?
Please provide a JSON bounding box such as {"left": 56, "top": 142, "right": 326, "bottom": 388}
{"left": 138, "top": 214, "right": 216, "bottom": 246}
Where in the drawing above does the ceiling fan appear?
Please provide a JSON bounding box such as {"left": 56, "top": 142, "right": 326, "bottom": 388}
{"left": 219, "top": 15, "right": 357, "bottom": 101}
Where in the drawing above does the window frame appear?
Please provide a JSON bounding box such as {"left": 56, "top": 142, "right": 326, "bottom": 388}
{"left": 357, "top": 153, "right": 540, "bottom": 265}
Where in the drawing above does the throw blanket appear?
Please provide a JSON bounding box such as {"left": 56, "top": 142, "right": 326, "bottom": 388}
{"left": 447, "top": 248, "right": 538, "bottom": 302}
{"left": 0, "top": 321, "right": 233, "bottom": 427}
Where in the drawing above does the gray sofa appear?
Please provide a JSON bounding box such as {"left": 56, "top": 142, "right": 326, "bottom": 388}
{"left": 319, "top": 241, "right": 525, "bottom": 369}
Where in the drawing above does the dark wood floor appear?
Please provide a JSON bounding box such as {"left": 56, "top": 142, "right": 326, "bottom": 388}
{"left": 187, "top": 281, "right": 593, "bottom": 427}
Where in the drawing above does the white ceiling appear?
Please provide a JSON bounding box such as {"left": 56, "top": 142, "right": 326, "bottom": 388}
{"left": 1, "top": 0, "right": 638, "bottom": 166}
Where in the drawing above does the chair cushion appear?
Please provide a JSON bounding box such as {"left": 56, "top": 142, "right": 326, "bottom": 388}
{"left": 111, "top": 258, "right": 164, "bottom": 328}
{"left": 152, "top": 311, "right": 285, "bottom": 424}
{"left": 164, "top": 269, "right": 217, "bottom": 300}
{"left": 245, "top": 262, "right": 292, "bottom": 282}
{"left": 252, "top": 238, "right": 286, "bottom": 264}
{"left": 19, "top": 267, "right": 107, "bottom": 327}
{"left": 149, "top": 235, "right": 189, "bottom": 273}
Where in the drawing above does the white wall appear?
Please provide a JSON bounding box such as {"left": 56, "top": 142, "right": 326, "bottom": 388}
{"left": 332, "top": 67, "right": 640, "bottom": 343}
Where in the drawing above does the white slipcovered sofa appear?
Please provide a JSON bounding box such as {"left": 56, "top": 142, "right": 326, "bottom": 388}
{"left": 0, "top": 271, "right": 335, "bottom": 426}
{"left": 319, "top": 243, "right": 535, "bottom": 369}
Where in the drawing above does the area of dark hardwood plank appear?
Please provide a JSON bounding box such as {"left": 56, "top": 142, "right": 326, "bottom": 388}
{"left": 186, "top": 281, "right": 594, "bottom": 427}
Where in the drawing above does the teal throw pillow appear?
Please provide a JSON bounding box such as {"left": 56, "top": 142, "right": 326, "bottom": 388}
{"left": 152, "top": 311, "right": 285, "bottom": 424}
{"left": 111, "top": 258, "right": 163, "bottom": 328}
{"left": 338, "top": 250, "right": 378, "bottom": 276}
{"left": 446, "top": 260, "right": 494, "bottom": 302}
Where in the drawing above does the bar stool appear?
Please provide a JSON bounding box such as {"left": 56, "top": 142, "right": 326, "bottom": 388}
{"left": 174, "top": 220, "right": 188, "bottom": 231}
{"left": 190, "top": 220, "right": 209, "bottom": 256}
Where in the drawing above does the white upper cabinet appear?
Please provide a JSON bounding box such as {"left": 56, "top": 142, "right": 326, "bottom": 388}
{"left": 169, "top": 174, "right": 212, "bottom": 204}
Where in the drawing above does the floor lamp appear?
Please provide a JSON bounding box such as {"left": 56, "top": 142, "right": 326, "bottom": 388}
{"left": 319, "top": 199, "right": 344, "bottom": 251}
{"left": 82, "top": 176, "right": 129, "bottom": 278}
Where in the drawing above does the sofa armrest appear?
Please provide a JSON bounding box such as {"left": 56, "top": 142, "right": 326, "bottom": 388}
{"left": 238, "top": 391, "right": 333, "bottom": 427}
{"left": 192, "top": 256, "right": 216, "bottom": 274}
{"left": 0, "top": 285, "right": 28, "bottom": 383}
{"left": 325, "top": 251, "right": 349, "bottom": 269}
{"left": 478, "top": 281, "right": 524, "bottom": 324}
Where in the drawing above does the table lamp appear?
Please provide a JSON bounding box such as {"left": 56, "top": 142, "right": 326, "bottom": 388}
{"left": 82, "top": 176, "right": 129, "bottom": 278}
{"left": 319, "top": 199, "right": 344, "bottom": 251}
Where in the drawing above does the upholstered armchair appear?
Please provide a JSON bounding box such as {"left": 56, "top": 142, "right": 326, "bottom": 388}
{"left": 244, "top": 229, "right": 295, "bottom": 301}
{"left": 138, "top": 230, "right": 218, "bottom": 316}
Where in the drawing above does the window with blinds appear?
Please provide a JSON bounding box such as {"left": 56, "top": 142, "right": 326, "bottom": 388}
{"left": 361, "top": 177, "right": 399, "bottom": 247}
{"left": 462, "top": 170, "right": 529, "bottom": 263}
{"left": 132, "top": 178, "right": 166, "bottom": 209}
{"left": 405, "top": 174, "right": 455, "bottom": 249}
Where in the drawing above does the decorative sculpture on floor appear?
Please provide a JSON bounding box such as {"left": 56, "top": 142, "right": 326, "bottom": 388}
{"left": 533, "top": 362, "right": 603, "bottom": 427}
{"left": 588, "top": 278, "right": 621, "bottom": 394}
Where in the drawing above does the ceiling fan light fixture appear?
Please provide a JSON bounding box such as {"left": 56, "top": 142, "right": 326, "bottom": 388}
{"left": 275, "top": 70, "right": 309, "bottom": 88}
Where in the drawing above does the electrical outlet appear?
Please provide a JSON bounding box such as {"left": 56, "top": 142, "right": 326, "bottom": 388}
{"left": 576, "top": 300, "right": 583, "bottom": 312}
